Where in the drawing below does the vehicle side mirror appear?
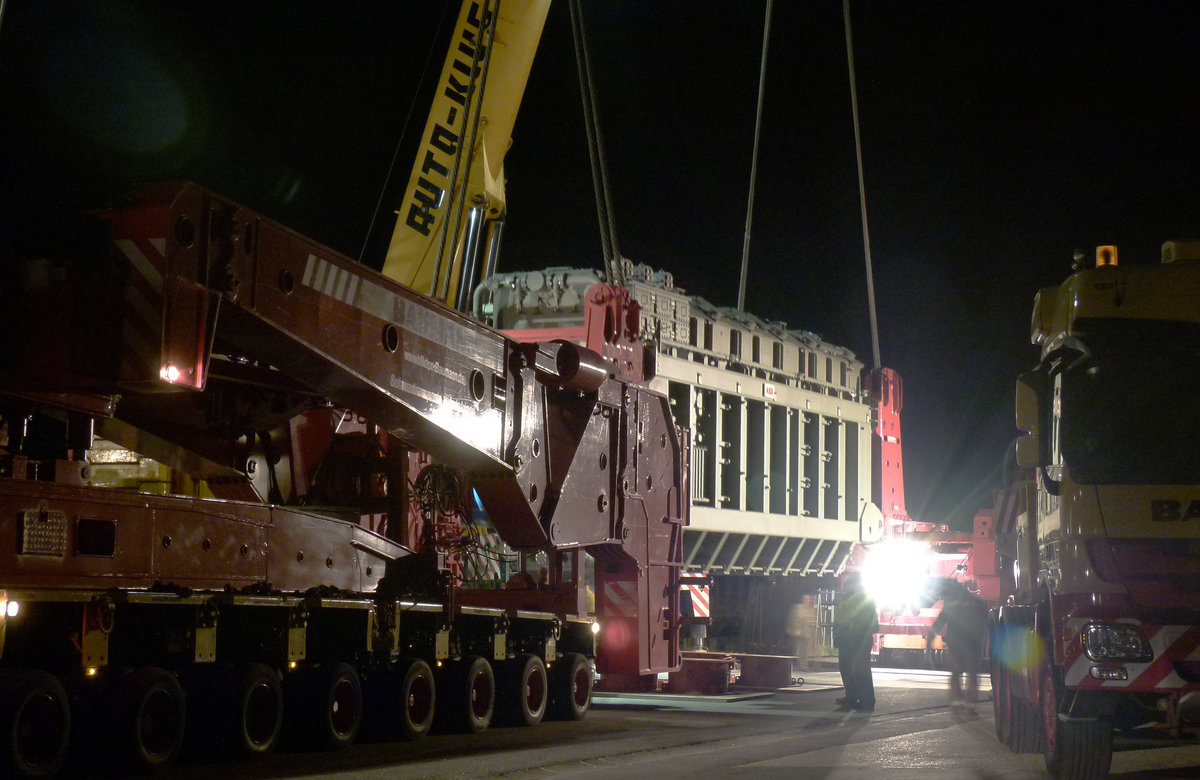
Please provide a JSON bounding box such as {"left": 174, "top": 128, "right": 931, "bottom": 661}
{"left": 1013, "top": 371, "right": 1049, "bottom": 478}
{"left": 1014, "top": 374, "right": 1040, "bottom": 436}
{"left": 1014, "top": 435, "right": 1039, "bottom": 469}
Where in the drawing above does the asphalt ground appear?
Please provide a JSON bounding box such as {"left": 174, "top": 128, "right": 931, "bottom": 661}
{"left": 152, "top": 665, "right": 1200, "bottom": 780}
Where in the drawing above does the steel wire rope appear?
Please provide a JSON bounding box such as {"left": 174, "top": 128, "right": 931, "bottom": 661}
{"left": 433, "top": 0, "right": 502, "bottom": 301}
{"left": 357, "top": 1, "right": 457, "bottom": 266}
{"left": 844, "top": 0, "right": 881, "bottom": 370}
{"left": 736, "top": 0, "right": 773, "bottom": 312}
{"left": 568, "top": 0, "right": 623, "bottom": 286}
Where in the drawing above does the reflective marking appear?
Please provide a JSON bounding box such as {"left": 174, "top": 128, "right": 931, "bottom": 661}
{"left": 681, "top": 572, "right": 710, "bottom": 617}
{"left": 602, "top": 581, "right": 638, "bottom": 618}
{"left": 323, "top": 266, "right": 341, "bottom": 296}
{"left": 334, "top": 267, "right": 349, "bottom": 300}
{"left": 313, "top": 259, "right": 329, "bottom": 291}
{"left": 299, "top": 252, "right": 504, "bottom": 374}
{"left": 1066, "top": 624, "right": 1200, "bottom": 689}
{"left": 114, "top": 239, "right": 164, "bottom": 291}
{"left": 303, "top": 254, "right": 317, "bottom": 286}
{"left": 114, "top": 237, "right": 166, "bottom": 378}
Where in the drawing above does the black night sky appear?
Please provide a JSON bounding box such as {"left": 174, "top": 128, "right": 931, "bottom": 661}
{"left": 2, "top": 1, "right": 1198, "bottom": 528}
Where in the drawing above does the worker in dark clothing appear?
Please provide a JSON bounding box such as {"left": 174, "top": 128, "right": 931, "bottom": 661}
{"left": 927, "top": 579, "right": 988, "bottom": 713}
{"left": 833, "top": 572, "right": 878, "bottom": 712}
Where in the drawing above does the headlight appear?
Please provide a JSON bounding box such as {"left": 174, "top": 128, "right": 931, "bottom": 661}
{"left": 1081, "top": 623, "right": 1153, "bottom": 662}
{"left": 860, "top": 539, "right": 932, "bottom": 611}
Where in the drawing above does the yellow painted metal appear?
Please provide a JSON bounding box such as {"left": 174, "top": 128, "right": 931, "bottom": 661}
{"left": 381, "top": 0, "right": 550, "bottom": 305}
{"left": 1032, "top": 247, "right": 1200, "bottom": 349}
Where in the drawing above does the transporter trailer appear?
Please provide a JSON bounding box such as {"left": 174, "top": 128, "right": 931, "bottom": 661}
{"left": 0, "top": 182, "right": 688, "bottom": 776}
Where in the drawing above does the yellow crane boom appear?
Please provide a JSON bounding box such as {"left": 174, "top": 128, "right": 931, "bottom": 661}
{"left": 381, "top": 0, "right": 550, "bottom": 308}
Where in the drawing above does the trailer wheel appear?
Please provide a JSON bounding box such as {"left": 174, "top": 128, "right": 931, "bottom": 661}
{"left": 991, "top": 662, "right": 1011, "bottom": 746}
{"left": 496, "top": 655, "right": 547, "bottom": 727}
{"left": 182, "top": 663, "right": 283, "bottom": 761}
{"left": 436, "top": 657, "right": 494, "bottom": 734}
{"left": 117, "top": 667, "right": 186, "bottom": 773}
{"left": 1041, "top": 665, "right": 1112, "bottom": 780}
{"left": 0, "top": 669, "right": 71, "bottom": 779}
{"left": 220, "top": 664, "right": 284, "bottom": 759}
{"left": 363, "top": 658, "right": 436, "bottom": 741}
{"left": 317, "top": 663, "right": 363, "bottom": 749}
{"left": 237, "top": 664, "right": 284, "bottom": 758}
{"left": 547, "top": 653, "right": 592, "bottom": 721}
{"left": 285, "top": 663, "right": 363, "bottom": 750}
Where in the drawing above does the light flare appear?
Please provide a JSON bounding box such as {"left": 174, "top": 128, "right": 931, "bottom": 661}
{"left": 861, "top": 538, "right": 933, "bottom": 611}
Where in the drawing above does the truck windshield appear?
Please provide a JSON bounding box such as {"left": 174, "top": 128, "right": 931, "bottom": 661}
{"left": 1059, "top": 317, "right": 1200, "bottom": 485}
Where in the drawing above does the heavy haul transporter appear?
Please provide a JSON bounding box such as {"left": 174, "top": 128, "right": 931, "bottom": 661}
{"left": 0, "top": 181, "right": 686, "bottom": 776}
{"left": 989, "top": 242, "right": 1200, "bottom": 780}
{"left": 0, "top": 2, "right": 687, "bottom": 776}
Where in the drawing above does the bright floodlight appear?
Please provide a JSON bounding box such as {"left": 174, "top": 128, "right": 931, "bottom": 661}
{"left": 861, "top": 538, "right": 932, "bottom": 611}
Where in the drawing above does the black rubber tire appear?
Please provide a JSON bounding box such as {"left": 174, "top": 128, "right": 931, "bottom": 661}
{"left": 396, "top": 658, "right": 436, "bottom": 740}
{"left": 0, "top": 669, "right": 71, "bottom": 779}
{"left": 229, "top": 663, "right": 285, "bottom": 759}
{"left": 319, "top": 663, "right": 364, "bottom": 750}
{"left": 495, "top": 655, "right": 547, "bottom": 727}
{"left": 1041, "top": 667, "right": 1112, "bottom": 779}
{"left": 235, "top": 663, "right": 284, "bottom": 759}
{"left": 182, "top": 663, "right": 283, "bottom": 761}
{"left": 1009, "top": 696, "right": 1044, "bottom": 754}
{"left": 547, "top": 653, "right": 592, "bottom": 722}
{"left": 117, "top": 666, "right": 186, "bottom": 773}
{"left": 363, "top": 658, "right": 436, "bottom": 742}
{"left": 284, "top": 663, "right": 363, "bottom": 750}
{"left": 435, "top": 657, "right": 494, "bottom": 734}
{"left": 1041, "top": 667, "right": 1061, "bottom": 775}
{"left": 991, "top": 663, "right": 1011, "bottom": 746}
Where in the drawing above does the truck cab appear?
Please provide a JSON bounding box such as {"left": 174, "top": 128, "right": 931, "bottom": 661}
{"left": 992, "top": 242, "right": 1200, "bottom": 780}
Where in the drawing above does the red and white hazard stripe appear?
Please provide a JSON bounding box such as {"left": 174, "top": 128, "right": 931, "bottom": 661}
{"left": 1064, "top": 620, "right": 1200, "bottom": 690}
{"left": 600, "top": 581, "right": 638, "bottom": 618}
{"left": 112, "top": 236, "right": 166, "bottom": 382}
{"left": 681, "top": 572, "right": 710, "bottom": 618}
{"left": 473, "top": 529, "right": 504, "bottom": 580}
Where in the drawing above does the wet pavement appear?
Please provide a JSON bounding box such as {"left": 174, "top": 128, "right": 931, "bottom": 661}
{"left": 158, "top": 665, "right": 1200, "bottom": 779}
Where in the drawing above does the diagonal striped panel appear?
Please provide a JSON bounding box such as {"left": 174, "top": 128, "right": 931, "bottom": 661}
{"left": 680, "top": 572, "right": 710, "bottom": 617}
{"left": 600, "top": 580, "right": 638, "bottom": 618}
{"left": 113, "top": 236, "right": 167, "bottom": 382}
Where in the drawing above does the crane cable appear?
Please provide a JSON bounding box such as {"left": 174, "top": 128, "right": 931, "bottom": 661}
{"left": 844, "top": 0, "right": 882, "bottom": 371}
{"left": 357, "top": 1, "right": 457, "bottom": 266}
{"left": 433, "top": 0, "right": 500, "bottom": 301}
{"left": 736, "top": 0, "right": 774, "bottom": 312}
{"left": 568, "top": 0, "right": 624, "bottom": 286}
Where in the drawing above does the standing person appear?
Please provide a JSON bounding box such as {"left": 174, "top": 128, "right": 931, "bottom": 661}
{"left": 833, "top": 573, "right": 878, "bottom": 712}
{"left": 927, "top": 579, "right": 988, "bottom": 713}
{"left": 785, "top": 594, "right": 819, "bottom": 669}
